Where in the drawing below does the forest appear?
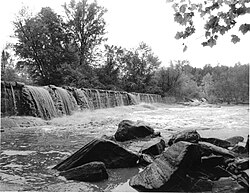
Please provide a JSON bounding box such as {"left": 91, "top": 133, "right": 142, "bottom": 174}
{"left": 1, "top": 0, "right": 249, "bottom": 104}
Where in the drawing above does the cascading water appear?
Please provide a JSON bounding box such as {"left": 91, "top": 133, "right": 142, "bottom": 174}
{"left": 54, "top": 87, "right": 77, "bottom": 115}
{"left": 106, "top": 91, "right": 111, "bottom": 108}
{"left": 118, "top": 92, "right": 124, "bottom": 106}
{"left": 96, "top": 90, "right": 102, "bottom": 109}
{"left": 10, "top": 85, "right": 18, "bottom": 115}
{"left": 81, "top": 89, "right": 91, "bottom": 109}
{"left": 24, "top": 86, "right": 58, "bottom": 120}
{"left": 73, "top": 89, "right": 90, "bottom": 109}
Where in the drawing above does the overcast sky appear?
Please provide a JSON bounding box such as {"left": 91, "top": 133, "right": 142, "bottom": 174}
{"left": 0, "top": 0, "right": 249, "bottom": 68}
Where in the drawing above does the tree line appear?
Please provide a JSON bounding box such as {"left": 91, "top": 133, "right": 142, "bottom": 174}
{"left": 1, "top": 0, "right": 249, "bottom": 104}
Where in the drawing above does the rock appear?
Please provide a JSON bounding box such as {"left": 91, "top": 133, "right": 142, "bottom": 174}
{"left": 141, "top": 138, "right": 166, "bottom": 156}
{"left": 59, "top": 161, "right": 108, "bottom": 182}
{"left": 225, "top": 136, "right": 244, "bottom": 147}
{"left": 245, "top": 135, "right": 249, "bottom": 151}
{"left": 114, "top": 120, "right": 159, "bottom": 142}
{"left": 119, "top": 137, "right": 166, "bottom": 157}
{"left": 168, "top": 129, "right": 201, "bottom": 146}
{"left": 201, "top": 155, "right": 226, "bottom": 168}
{"left": 198, "top": 141, "right": 236, "bottom": 158}
{"left": 53, "top": 138, "right": 139, "bottom": 171}
{"left": 231, "top": 145, "right": 247, "bottom": 154}
{"left": 129, "top": 141, "right": 201, "bottom": 191}
{"left": 189, "top": 178, "right": 214, "bottom": 192}
{"left": 227, "top": 158, "right": 249, "bottom": 174}
{"left": 201, "top": 137, "right": 231, "bottom": 148}
{"left": 211, "top": 177, "right": 246, "bottom": 193}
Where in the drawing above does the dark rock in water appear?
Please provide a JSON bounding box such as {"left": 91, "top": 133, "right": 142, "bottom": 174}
{"left": 198, "top": 142, "right": 236, "bottom": 158}
{"left": 231, "top": 145, "right": 247, "bottom": 154}
{"left": 119, "top": 137, "right": 166, "bottom": 157}
{"left": 225, "top": 136, "right": 244, "bottom": 147}
{"left": 201, "top": 155, "right": 226, "bottom": 168}
{"left": 245, "top": 135, "right": 249, "bottom": 151}
{"left": 227, "top": 158, "right": 249, "bottom": 174}
{"left": 201, "top": 137, "right": 231, "bottom": 148}
{"left": 114, "top": 120, "right": 159, "bottom": 142}
{"left": 189, "top": 177, "right": 214, "bottom": 192}
{"left": 129, "top": 141, "right": 201, "bottom": 192}
{"left": 139, "top": 154, "right": 155, "bottom": 166}
{"left": 53, "top": 138, "right": 139, "bottom": 171}
{"left": 211, "top": 177, "right": 246, "bottom": 193}
{"left": 141, "top": 138, "right": 166, "bottom": 156}
{"left": 168, "top": 129, "right": 201, "bottom": 146}
{"left": 59, "top": 161, "right": 108, "bottom": 182}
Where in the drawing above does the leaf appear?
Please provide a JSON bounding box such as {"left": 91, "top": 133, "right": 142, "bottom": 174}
{"left": 205, "top": 31, "right": 211, "bottom": 38}
{"left": 183, "top": 45, "right": 187, "bottom": 52}
{"left": 180, "top": 4, "right": 187, "bottom": 13}
{"left": 175, "top": 31, "right": 184, "bottom": 39}
{"left": 231, "top": 35, "right": 240, "bottom": 44}
{"left": 239, "top": 23, "right": 250, "bottom": 35}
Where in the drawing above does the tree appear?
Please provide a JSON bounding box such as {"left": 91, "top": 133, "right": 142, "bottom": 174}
{"left": 14, "top": 7, "right": 75, "bottom": 85}
{"left": 121, "top": 42, "right": 161, "bottom": 93}
{"left": 202, "top": 73, "right": 216, "bottom": 103}
{"left": 167, "top": 0, "right": 250, "bottom": 50}
{"left": 96, "top": 45, "right": 124, "bottom": 90}
{"left": 1, "top": 48, "right": 17, "bottom": 82}
{"left": 63, "top": 0, "right": 107, "bottom": 67}
{"left": 155, "top": 62, "right": 182, "bottom": 96}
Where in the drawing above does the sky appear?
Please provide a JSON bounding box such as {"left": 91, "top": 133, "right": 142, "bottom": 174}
{"left": 0, "top": 0, "right": 250, "bottom": 68}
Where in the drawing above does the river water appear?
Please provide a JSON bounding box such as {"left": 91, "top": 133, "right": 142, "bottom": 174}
{"left": 0, "top": 103, "right": 249, "bottom": 191}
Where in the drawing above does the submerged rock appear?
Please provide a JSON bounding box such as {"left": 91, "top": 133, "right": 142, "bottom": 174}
{"left": 129, "top": 141, "right": 201, "bottom": 191}
{"left": 201, "top": 137, "right": 231, "bottom": 148}
{"left": 168, "top": 129, "right": 201, "bottom": 146}
{"left": 114, "top": 120, "right": 160, "bottom": 142}
{"left": 231, "top": 145, "right": 247, "bottom": 154}
{"left": 225, "top": 136, "right": 244, "bottom": 147}
{"left": 198, "top": 141, "right": 236, "bottom": 158}
{"left": 53, "top": 138, "right": 139, "bottom": 171}
{"left": 59, "top": 161, "right": 108, "bottom": 182}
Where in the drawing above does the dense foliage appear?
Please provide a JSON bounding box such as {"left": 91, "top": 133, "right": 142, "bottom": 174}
{"left": 167, "top": 0, "right": 250, "bottom": 50}
{"left": 1, "top": 0, "right": 249, "bottom": 104}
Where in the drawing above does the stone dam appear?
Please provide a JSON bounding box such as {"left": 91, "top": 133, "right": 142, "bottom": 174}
{"left": 1, "top": 81, "right": 162, "bottom": 120}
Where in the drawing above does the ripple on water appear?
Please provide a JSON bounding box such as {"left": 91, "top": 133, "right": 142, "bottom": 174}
{"left": 1, "top": 150, "right": 36, "bottom": 156}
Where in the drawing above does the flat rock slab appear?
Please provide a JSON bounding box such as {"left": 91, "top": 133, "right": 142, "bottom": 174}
{"left": 114, "top": 120, "right": 159, "bottom": 142}
{"left": 129, "top": 141, "right": 201, "bottom": 191}
{"left": 53, "top": 138, "right": 139, "bottom": 171}
{"left": 168, "top": 129, "right": 201, "bottom": 146}
{"left": 198, "top": 141, "right": 236, "bottom": 158}
{"left": 201, "top": 137, "right": 231, "bottom": 148}
{"left": 59, "top": 161, "right": 108, "bottom": 182}
{"left": 225, "top": 136, "right": 244, "bottom": 147}
{"left": 119, "top": 137, "right": 166, "bottom": 156}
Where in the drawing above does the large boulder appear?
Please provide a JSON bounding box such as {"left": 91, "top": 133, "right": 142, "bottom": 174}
{"left": 114, "top": 120, "right": 160, "bottom": 142}
{"left": 201, "top": 137, "right": 231, "bottom": 148}
{"left": 59, "top": 161, "right": 108, "bottom": 182}
{"left": 198, "top": 141, "right": 236, "bottom": 158}
{"left": 225, "top": 136, "right": 244, "bottom": 147}
{"left": 168, "top": 129, "right": 201, "bottom": 146}
{"left": 129, "top": 141, "right": 201, "bottom": 191}
{"left": 53, "top": 138, "right": 139, "bottom": 171}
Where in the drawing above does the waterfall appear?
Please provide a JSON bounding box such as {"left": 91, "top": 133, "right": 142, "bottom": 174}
{"left": 96, "top": 90, "right": 102, "bottom": 108}
{"left": 25, "top": 86, "right": 58, "bottom": 120}
{"left": 55, "top": 87, "right": 77, "bottom": 115}
{"left": 74, "top": 89, "right": 90, "bottom": 109}
{"left": 106, "top": 91, "right": 111, "bottom": 108}
{"left": 119, "top": 92, "right": 124, "bottom": 106}
{"left": 81, "top": 89, "right": 90, "bottom": 109}
{"left": 10, "top": 85, "right": 17, "bottom": 115}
